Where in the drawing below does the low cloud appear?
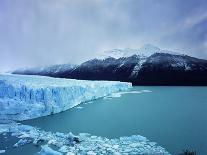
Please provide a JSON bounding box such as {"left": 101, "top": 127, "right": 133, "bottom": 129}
{"left": 0, "top": 0, "right": 206, "bottom": 71}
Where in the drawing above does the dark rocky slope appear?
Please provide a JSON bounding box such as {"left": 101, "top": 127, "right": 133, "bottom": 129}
{"left": 13, "top": 52, "right": 207, "bottom": 86}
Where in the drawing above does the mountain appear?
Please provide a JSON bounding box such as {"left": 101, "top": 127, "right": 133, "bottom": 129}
{"left": 98, "top": 44, "right": 159, "bottom": 59}
{"left": 13, "top": 44, "right": 207, "bottom": 86}
{"left": 13, "top": 63, "right": 76, "bottom": 78}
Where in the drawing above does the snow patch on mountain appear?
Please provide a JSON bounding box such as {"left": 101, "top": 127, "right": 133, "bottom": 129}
{"left": 170, "top": 56, "right": 192, "bottom": 70}
{"left": 147, "top": 53, "right": 192, "bottom": 70}
{"left": 99, "top": 48, "right": 138, "bottom": 59}
{"left": 130, "top": 57, "right": 147, "bottom": 78}
{"left": 0, "top": 74, "right": 131, "bottom": 121}
{"left": 137, "top": 44, "right": 161, "bottom": 56}
{"left": 99, "top": 44, "right": 161, "bottom": 59}
{"left": 98, "top": 44, "right": 183, "bottom": 60}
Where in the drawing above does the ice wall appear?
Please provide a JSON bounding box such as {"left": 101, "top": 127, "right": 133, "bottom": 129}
{"left": 0, "top": 74, "right": 131, "bottom": 121}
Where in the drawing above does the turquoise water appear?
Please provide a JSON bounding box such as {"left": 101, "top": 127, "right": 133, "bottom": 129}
{"left": 1, "top": 86, "right": 207, "bottom": 154}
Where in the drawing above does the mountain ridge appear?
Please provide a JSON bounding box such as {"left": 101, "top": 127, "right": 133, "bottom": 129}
{"left": 12, "top": 45, "right": 207, "bottom": 86}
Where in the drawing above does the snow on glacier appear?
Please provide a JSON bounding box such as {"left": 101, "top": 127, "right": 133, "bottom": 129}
{"left": 0, "top": 123, "right": 170, "bottom": 155}
{"left": 0, "top": 74, "right": 131, "bottom": 121}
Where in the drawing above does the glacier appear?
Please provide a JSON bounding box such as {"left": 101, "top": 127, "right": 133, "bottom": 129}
{"left": 0, "top": 74, "right": 131, "bottom": 121}
{"left": 0, "top": 74, "right": 171, "bottom": 154}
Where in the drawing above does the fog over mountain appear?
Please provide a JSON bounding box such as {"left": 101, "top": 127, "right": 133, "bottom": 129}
{"left": 0, "top": 0, "right": 207, "bottom": 71}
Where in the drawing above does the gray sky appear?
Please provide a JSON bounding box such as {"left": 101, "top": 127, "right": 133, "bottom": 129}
{"left": 0, "top": 0, "right": 207, "bottom": 71}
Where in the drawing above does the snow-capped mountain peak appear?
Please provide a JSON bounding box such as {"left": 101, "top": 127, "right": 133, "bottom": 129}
{"left": 137, "top": 44, "right": 161, "bottom": 56}
{"left": 99, "top": 48, "right": 138, "bottom": 59}
{"left": 99, "top": 44, "right": 163, "bottom": 59}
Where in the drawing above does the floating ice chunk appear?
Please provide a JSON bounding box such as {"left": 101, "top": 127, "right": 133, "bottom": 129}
{"left": 107, "top": 93, "right": 122, "bottom": 98}
{"left": 0, "top": 74, "right": 131, "bottom": 121}
{"left": 123, "top": 91, "right": 143, "bottom": 94}
{"left": 141, "top": 90, "right": 152, "bottom": 93}
{"left": 66, "top": 152, "right": 75, "bottom": 155}
{"left": 105, "top": 90, "right": 151, "bottom": 100}
{"left": 0, "top": 127, "right": 9, "bottom": 133}
{"left": 87, "top": 151, "right": 96, "bottom": 155}
{"left": 74, "top": 106, "right": 83, "bottom": 109}
{"left": 38, "top": 145, "right": 62, "bottom": 155}
{"left": 33, "top": 138, "right": 45, "bottom": 146}
{"left": 103, "top": 96, "right": 113, "bottom": 100}
{"left": 59, "top": 146, "right": 68, "bottom": 153}
{"left": 0, "top": 150, "right": 5, "bottom": 154}
{"left": 83, "top": 101, "right": 93, "bottom": 105}
{"left": 13, "top": 139, "right": 32, "bottom": 147}
{"left": 0, "top": 123, "right": 170, "bottom": 155}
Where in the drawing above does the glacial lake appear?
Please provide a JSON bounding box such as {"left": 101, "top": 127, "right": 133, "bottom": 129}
{"left": 1, "top": 86, "right": 207, "bottom": 155}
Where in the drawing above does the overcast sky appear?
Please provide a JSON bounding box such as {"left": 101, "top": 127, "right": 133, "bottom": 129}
{"left": 0, "top": 0, "right": 207, "bottom": 71}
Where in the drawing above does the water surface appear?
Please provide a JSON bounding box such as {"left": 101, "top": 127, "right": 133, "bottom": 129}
{"left": 2, "top": 86, "right": 207, "bottom": 154}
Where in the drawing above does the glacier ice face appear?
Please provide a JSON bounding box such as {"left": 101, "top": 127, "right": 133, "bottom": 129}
{"left": 0, "top": 123, "right": 170, "bottom": 155}
{"left": 0, "top": 74, "right": 131, "bottom": 121}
